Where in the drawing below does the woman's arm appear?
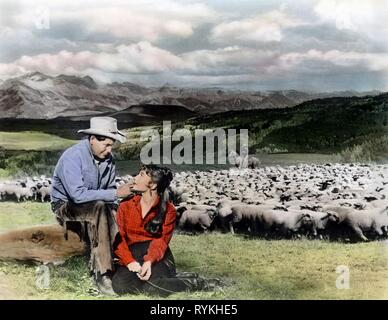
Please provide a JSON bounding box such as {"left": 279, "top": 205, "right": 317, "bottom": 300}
{"left": 114, "top": 202, "right": 137, "bottom": 266}
{"left": 143, "top": 202, "right": 177, "bottom": 264}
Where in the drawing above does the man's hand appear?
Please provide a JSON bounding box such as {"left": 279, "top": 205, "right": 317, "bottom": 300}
{"left": 127, "top": 261, "right": 141, "bottom": 273}
{"left": 116, "top": 183, "right": 134, "bottom": 198}
{"left": 138, "top": 261, "right": 152, "bottom": 281}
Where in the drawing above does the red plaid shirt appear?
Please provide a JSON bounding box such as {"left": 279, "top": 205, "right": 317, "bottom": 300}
{"left": 114, "top": 195, "right": 177, "bottom": 265}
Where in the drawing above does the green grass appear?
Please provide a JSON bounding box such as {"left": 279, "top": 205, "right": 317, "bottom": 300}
{"left": 1, "top": 202, "right": 388, "bottom": 299}
{"left": 0, "top": 202, "right": 55, "bottom": 232}
{"left": 0, "top": 131, "right": 77, "bottom": 151}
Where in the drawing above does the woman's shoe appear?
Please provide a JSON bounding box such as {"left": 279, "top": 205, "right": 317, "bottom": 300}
{"left": 181, "top": 276, "right": 225, "bottom": 291}
{"left": 200, "top": 277, "right": 225, "bottom": 291}
{"left": 176, "top": 271, "right": 200, "bottom": 278}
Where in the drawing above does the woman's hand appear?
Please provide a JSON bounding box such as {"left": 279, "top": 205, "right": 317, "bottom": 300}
{"left": 138, "top": 261, "right": 152, "bottom": 281}
{"left": 127, "top": 261, "right": 141, "bottom": 273}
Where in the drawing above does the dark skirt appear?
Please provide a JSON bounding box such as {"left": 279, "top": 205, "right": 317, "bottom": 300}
{"left": 112, "top": 241, "right": 202, "bottom": 296}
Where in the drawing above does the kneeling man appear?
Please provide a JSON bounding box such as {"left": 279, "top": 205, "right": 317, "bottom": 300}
{"left": 51, "top": 116, "right": 132, "bottom": 295}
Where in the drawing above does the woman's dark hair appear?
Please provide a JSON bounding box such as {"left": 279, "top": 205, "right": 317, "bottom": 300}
{"left": 141, "top": 164, "right": 174, "bottom": 235}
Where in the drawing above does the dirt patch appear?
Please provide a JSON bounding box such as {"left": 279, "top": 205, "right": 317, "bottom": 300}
{"left": 0, "top": 224, "right": 86, "bottom": 264}
{"left": 0, "top": 273, "right": 18, "bottom": 300}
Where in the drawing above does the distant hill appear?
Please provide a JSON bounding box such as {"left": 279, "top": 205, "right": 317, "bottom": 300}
{"left": 0, "top": 72, "right": 382, "bottom": 119}
{"left": 0, "top": 72, "right": 139, "bottom": 119}
{"left": 68, "top": 104, "right": 198, "bottom": 125}
{"left": 186, "top": 93, "right": 388, "bottom": 157}
{"left": 0, "top": 91, "right": 387, "bottom": 164}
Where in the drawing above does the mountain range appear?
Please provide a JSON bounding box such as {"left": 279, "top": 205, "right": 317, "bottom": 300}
{"left": 0, "top": 71, "right": 383, "bottom": 120}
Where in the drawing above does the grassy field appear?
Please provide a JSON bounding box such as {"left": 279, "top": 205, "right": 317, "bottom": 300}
{"left": 1, "top": 201, "right": 388, "bottom": 300}
{"left": 0, "top": 202, "right": 55, "bottom": 232}
{"left": 0, "top": 125, "right": 342, "bottom": 179}
{"left": 0, "top": 131, "right": 77, "bottom": 151}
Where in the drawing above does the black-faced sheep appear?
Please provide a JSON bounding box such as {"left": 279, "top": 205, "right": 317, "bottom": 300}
{"left": 37, "top": 184, "right": 51, "bottom": 202}
{"left": 2, "top": 184, "right": 34, "bottom": 202}
{"left": 303, "top": 210, "right": 340, "bottom": 238}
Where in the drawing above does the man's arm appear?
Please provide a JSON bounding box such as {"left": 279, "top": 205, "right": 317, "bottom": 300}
{"left": 58, "top": 154, "right": 116, "bottom": 204}
{"left": 106, "top": 160, "right": 119, "bottom": 209}
{"left": 107, "top": 159, "right": 117, "bottom": 191}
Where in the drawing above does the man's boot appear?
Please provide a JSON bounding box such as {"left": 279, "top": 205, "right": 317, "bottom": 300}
{"left": 95, "top": 273, "right": 116, "bottom": 296}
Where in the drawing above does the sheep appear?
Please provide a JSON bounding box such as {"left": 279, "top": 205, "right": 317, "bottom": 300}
{"left": 0, "top": 183, "right": 6, "bottom": 200}
{"left": 19, "top": 186, "right": 35, "bottom": 202}
{"left": 2, "top": 163, "right": 387, "bottom": 242}
{"left": 37, "top": 185, "right": 52, "bottom": 202}
{"left": 3, "top": 184, "right": 34, "bottom": 202}
{"left": 331, "top": 207, "right": 388, "bottom": 241}
{"left": 189, "top": 204, "right": 217, "bottom": 212}
{"left": 175, "top": 203, "right": 217, "bottom": 222}
{"left": 304, "top": 210, "right": 340, "bottom": 238}
{"left": 178, "top": 192, "right": 190, "bottom": 203}
{"left": 229, "top": 204, "right": 264, "bottom": 235}
{"left": 258, "top": 209, "right": 313, "bottom": 238}
{"left": 214, "top": 200, "right": 243, "bottom": 234}
{"left": 228, "top": 151, "right": 261, "bottom": 169}
{"left": 240, "top": 155, "right": 261, "bottom": 169}
{"left": 321, "top": 205, "right": 353, "bottom": 223}
{"left": 177, "top": 208, "right": 217, "bottom": 233}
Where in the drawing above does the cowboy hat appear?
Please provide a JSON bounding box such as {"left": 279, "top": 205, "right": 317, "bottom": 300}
{"left": 77, "top": 116, "right": 127, "bottom": 143}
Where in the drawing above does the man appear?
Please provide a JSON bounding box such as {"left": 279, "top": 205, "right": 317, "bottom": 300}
{"left": 51, "top": 116, "right": 133, "bottom": 295}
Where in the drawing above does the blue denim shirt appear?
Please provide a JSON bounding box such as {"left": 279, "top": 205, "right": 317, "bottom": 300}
{"left": 51, "top": 139, "right": 117, "bottom": 204}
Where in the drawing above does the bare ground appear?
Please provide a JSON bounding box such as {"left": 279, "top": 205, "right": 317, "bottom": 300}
{"left": 0, "top": 224, "right": 86, "bottom": 264}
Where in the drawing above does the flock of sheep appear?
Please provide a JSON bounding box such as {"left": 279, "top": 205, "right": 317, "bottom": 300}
{"left": 163, "top": 163, "right": 387, "bottom": 242}
{"left": 2, "top": 162, "right": 387, "bottom": 242}
{"left": 0, "top": 176, "right": 52, "bottom": 202}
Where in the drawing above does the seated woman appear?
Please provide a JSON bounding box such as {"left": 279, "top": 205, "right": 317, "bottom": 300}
{"left": 112, "top": 164, "right": 221, "bottom": 296}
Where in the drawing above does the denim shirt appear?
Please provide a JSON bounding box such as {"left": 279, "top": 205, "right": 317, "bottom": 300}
{"left": 51, "top": 139, "right": 117, "bottom": 204}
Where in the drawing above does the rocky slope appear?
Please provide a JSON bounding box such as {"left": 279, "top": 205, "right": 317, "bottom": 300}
{"left": 0, "top": 72, "right": 382, "bottom": 119}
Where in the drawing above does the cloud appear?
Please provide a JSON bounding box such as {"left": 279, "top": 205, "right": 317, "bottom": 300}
{"left": 0, "top": 26, "right": 81, "bottom": 63}
{"left": 180, "top": 46, "right": 279, "bottom": 75}
{"left": 2, "top": 42, "right": 387, "bottom": 89}
{"left": 0, "top": 43, "right": 279, "bottom": 79}
{"left": 3, "top": 0, "right": 217, "bottom": 43}
{"left": 314, "top": 0, "right": 388, "bottom": 48}
{"left": 0, "top": 41, "right": 184, "bottom": 78}
{"left": 93, "top": 42, "right": 184, "bottom": 73}
{"left": 274, "top": 49, "right": 388, "bottom": 76}
{"left": 210, "top": 9, "right": 305, "bottom": 44}
{"left": 0, "top": 0, "right": 387, "bottom": 91}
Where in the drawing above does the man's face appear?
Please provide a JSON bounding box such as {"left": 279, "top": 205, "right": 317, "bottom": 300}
{"left": 132, "top": 170, "right": 157, "bottom": 192}
{"left": 89, "top": 135, "right": 115, "bottom": 160}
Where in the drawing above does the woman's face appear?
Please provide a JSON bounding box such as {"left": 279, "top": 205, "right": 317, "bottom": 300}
{"left": 132, "top": 170, "right": 157, "bottom": 192}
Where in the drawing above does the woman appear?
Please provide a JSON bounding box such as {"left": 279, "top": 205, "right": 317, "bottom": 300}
{"left": 112, "top": 164, "right": 221, "bottom": 296}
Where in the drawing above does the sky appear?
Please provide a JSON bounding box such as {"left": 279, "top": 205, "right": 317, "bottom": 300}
{"left": 0, "top": 0, "right": 387, "bottom": 91}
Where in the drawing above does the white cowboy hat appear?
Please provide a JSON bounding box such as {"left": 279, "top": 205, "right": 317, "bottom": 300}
{"left": 77, "top": 117, "right": 127, "bottom": 143}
